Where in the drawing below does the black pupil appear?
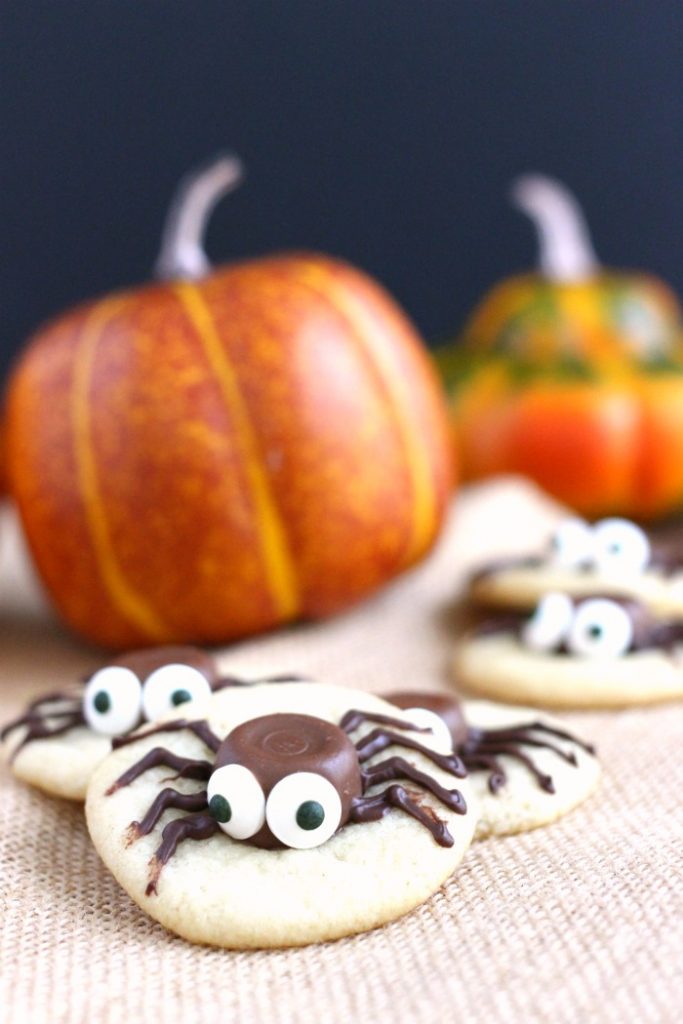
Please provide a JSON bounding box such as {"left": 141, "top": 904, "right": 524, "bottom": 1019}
{"left": 93, "top": 691, "right": 111, "bottom": 714}
{"left": 296, "top": 800, "right": 325, "bottom": 831}
{"left": 587, "top": 624, "right": 603, "bottom": 639}
{"left": 171, "top": 689, "right": 192, "bottom": 706}
{"left": 209, "top": 795, "right": 232, "bottom": 823}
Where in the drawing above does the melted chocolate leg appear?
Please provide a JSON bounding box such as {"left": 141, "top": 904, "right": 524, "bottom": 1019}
{"left": 4, "top": 712, "right": 84, "bottom": 760}
{"left": 105, "top": 748, "right": 212, "bottom": 795}
{"left": 146, "top": 812, "right": 219, "bottom": 895}
{"left": 26, "top": 691, "right": 81, "bottom": 713}
{"left": 126, "top": 788, "right": 209, "bottom": 843}
{"left": 459, "top": 753, "right": 508, "bottom": 794}
{"left": 469, "top": 732, "right": 578, "bottom": 766}
{"left": 469, "top": 721, "right": 595, "bottom": 756}
{"left": 1, "top": 705, "right": 81, "bottom": 742}
{"left": 353, "top": 728, "right": 466, "bottom": 778}
{"left": 112, "top": 719, "right": 221, "bottom": 753}
{"left": 350, "top": 786, "right": 455, "bottom": 848}
{"left": 464, "top": 743, "right": 555, "bottom": 794}
{"left": 361, "top": 756, "right": 467, "bottom": 813}
{"left": 340, "top": 709, "right": 426, "bottom": 735}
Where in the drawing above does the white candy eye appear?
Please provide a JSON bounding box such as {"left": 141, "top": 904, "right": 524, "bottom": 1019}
{"left": 401, "top": 708, "right": 453, "bottom": 754}
{"left": 82, "top": 666, "right": 143, "bottom": 736}
{"left": 522, "top": 592, "right": 574, "bottom": 652}
{"left": 265, "top": 772, "right": 342, "bottom": 850}
{"left": 207, "top": 764, "right": 266, "bottom": 840}
{"left": 592, "top": 518, "right": 651, "bottom": 576}
{"left": 567, "top": 599, "right": 634, "bottom": 658}
{"left": 141, "top": 664, "right": 212, "bottom": 722}
{"left": 548, "top": 517, "right": 594, "bottom": 569}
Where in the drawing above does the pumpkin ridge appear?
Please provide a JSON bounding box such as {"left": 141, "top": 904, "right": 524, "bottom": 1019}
{"left": 71, "top": 298, "right": 173, "bottom": 642}
{"left": 172, "top": 280, "right": 300, "bottom": 620}
{"left": 292, "top": 261, "right": 436, "bottom": 565}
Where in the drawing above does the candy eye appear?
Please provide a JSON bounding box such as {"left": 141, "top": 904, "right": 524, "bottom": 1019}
{"left": 400, "top": 708, "right": 453, "bottom": 754}
{"left": 522, "top": 592, "right": 574, "bottom": 652}
{"left": 82, "top": 666, "right": 143, "bottom": 736}
{"left": 592, "top": 518, "right": 650, "bottom": 576}
{"left": 548, "top": 518, "right": 594, "bottom": 569}
{"left": 265, "top": 772, "right": 342, "bottom": 850}
{"left": 567, "top": 599, "right": 634, "bottom": 658}
{"left": 207, "top": 764, "right": 266, "bottom": 840}
{"left": 141, "top": 664, "right": 212, "bottom": 722}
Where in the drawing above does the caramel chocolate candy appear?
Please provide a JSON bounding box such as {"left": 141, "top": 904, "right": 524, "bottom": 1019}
{"left": 214, "top": 713, "right": 363, "bottom": 849}
{"left": 111, "top": 645, "right": 218, "bottom": 683}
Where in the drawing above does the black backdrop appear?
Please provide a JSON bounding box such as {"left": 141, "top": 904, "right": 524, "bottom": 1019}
{"left": 2, "top": 1, "right": 683, "bottom": 379}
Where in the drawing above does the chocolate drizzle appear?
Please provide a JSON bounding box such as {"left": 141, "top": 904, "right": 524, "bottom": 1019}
{"left": 385, "top": 691, "right": 595, "bottom": 796}
{"left": 461, "top": 720, "right": 594, "bottom": 794}
{"left": 107, "top": 704, "right": 470, "bottom": 894}
{"left": 0, "top": 692, "right": 84, "bottom": 761}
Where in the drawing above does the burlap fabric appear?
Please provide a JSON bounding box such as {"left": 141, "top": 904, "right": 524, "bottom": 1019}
{"left": 1, "top": 479, "right": 681, "bottom": 1023}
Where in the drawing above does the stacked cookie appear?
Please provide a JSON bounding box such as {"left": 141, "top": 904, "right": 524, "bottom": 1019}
{"left": 459, "top": 516, "right": 683, "bottom": 707}
{"left": 2, "top": 648, "right": 599, "bottom": 947}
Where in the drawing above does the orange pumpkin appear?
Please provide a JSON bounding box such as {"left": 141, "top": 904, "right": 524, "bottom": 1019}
{"left": 5, "top": 156, "right": 453, "bottom": 649}
{"left": 438, "top": 174, "right": 683, "bottom": 520}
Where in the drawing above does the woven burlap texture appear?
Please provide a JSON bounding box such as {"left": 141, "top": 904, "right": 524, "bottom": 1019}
{"left": 1, "top": 478, "right": 682, "bottom": 1024}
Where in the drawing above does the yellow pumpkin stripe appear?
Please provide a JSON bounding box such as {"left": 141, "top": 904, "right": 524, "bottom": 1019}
{"left": 295, "top": 262, "right": 435, "bottom": 562}
{"left": 174, "top": 281, "right": 299, "bottom": 618}
{"left": 72, "top": 298, "right": 172, "bottom": 641}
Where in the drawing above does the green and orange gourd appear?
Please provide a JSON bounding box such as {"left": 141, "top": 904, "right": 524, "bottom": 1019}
{"left": 5, "top": 155, "right": 453, "bottom": 649}
{"left": 438, "top": 174, "right": 683, "bottom": 520}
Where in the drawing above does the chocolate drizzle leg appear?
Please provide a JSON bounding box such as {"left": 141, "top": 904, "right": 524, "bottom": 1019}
{"left": 112, "top": 718, "right": 221, "bottom": 753}
{"left": 340, "top": 709, "right": 467, "bottom": 777}
{"left": 385, "top": 691, "right": 596, "bottom": 797}
{"left": 127, "top": 788, "right": 209, "bottom": 844}
{"left": 1, "top": 693, "right": 84, "bottom": 761}
{"left": 105, "top": 749, "right": 213, "bottom": 795}
{"left": 341, "top": 709, "right": 468, "bottom": 846}
{"left": 459, "top": 720, "right": 595, "bottom": 794}
{"left": 146, "top": 813, "right": 219, "bottom": 896}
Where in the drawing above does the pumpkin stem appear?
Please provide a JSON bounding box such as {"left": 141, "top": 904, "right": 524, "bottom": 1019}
{"left": 511, "top": 174, "right": 599, "bottom": 282}
{"left": 154, "top": 153, "right": 244, "bottom": 281}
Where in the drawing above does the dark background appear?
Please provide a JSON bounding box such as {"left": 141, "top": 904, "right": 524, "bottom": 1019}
{"left": 2, "top": 1, "right": 683, "bottom": 380}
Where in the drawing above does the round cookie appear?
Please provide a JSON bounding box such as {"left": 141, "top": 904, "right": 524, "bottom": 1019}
{"left": 462, "top": 700, "right": 600, "bottom": 839}
{"left": 471, "top": 560, "right": 683, "bottom": 619}
{"left": 2, "top": 647, "right": 225, "bottom": 800}
{"left": 454, "top": 630, "right": 683, "bottom": 708}
{"left": 85, "top": 682, "right": 476, "bottom": 948}
{"left": 384, "top": 691, "right": 600, "bottom": 839}
{"left": 469, "top": 516, "right": 683, "bottom": 620}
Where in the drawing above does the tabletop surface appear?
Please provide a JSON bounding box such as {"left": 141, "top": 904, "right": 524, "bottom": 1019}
{"left": 1, "top": 478, "right": 681, "bottom": 1024}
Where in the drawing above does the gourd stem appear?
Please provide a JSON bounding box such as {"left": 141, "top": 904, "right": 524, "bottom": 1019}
{"left": 154, "top": 153, "right": 244, "bottom": 281}
{"left": 511, "top": 173, "right": 599, "bottom": 282}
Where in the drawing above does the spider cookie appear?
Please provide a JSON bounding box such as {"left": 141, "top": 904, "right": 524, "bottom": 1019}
{"left": 85, "top": 682, "right": 477, "bottom": 948}
{"left": 454, "top": 592, "right": 683, "bottom": 707}
{"left": 1, "top": 646, "right": 285, "bottom": 801}
{"left": 469, "top": 516, "right": 683, "bottom": 619}
{"left": 385, "top": 691, "right": 600, "bottom": 839}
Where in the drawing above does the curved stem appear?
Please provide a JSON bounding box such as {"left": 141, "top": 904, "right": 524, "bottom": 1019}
{"left": 154, "top": 152, "right": 244, "bottom": 281}
{"left": 511, "top": 173, "right": 599, "bottom": 282}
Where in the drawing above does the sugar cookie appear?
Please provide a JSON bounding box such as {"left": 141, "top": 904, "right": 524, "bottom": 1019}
{"left": 385, "top": 691, "right": 600, "bottom": 839}
{"left": 85, "top": 682, "right": 476, "bottom": 948}
{"left": 454, "top": 593, "right": 683, "bottom": 707}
